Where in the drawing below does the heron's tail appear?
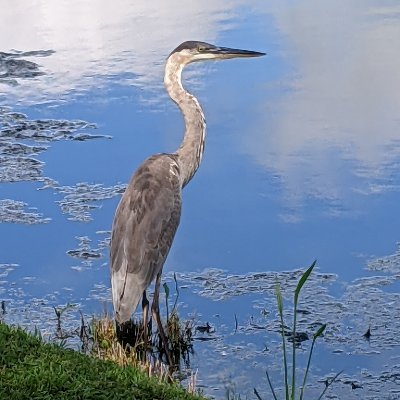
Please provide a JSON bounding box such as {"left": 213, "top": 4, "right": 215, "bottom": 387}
{"left": 111, "top": 260, "right": 143, "bottom": 324}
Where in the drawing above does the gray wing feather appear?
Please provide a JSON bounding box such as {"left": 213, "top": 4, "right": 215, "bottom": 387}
{"left": 110, "top": 154, "right": 181, "bottom": 323}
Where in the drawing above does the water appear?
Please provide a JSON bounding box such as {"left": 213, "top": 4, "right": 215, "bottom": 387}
{"left": 1, "top": 1, "right": 400, "bottom": 398}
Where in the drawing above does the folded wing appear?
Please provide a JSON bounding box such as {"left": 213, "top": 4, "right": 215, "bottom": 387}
{"left": 110, "top": 154, "right": 182, "bottom": 323}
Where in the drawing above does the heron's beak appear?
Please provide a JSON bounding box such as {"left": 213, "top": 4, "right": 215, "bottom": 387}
{"left": 212, "top": 46, "right": 266, "bottom": 59}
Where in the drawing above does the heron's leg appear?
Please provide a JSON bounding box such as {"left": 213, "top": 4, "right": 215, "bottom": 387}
{"left": 152, "top": 272, "right": 173, "bottom": 366}
{"left": 142, "top": 290, "right": 149, "bottom": 345}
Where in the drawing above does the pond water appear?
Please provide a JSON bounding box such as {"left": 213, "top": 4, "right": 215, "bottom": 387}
{"left": 1, "top": 1, "right": 400, "bottom": 398}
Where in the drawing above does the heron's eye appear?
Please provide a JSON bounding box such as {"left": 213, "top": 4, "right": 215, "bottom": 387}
{"left": 197, "top": 46, "right": 206, "bottom": 52}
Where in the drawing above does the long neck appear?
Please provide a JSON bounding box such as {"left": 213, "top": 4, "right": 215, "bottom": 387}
{"left": 164, "top": 54, "right": 206, "bottom": 188}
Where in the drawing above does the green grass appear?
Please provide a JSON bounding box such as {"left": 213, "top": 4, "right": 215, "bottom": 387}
{"left": 0, "top": 322, "right": 204, "bottom": 400}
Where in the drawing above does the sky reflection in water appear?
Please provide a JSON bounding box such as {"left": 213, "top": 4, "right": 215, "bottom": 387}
{"left": 1, "top": 1, "right": 400, "bottom": 398}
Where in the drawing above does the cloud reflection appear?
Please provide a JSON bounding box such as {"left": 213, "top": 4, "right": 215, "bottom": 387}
{"left": 0, "top": 0, "right": 243, "bottom": 103}
{"left": 248, "top": 1, "right": 400, "bottom": 219}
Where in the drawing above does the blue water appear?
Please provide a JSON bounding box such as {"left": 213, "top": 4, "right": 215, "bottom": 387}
{"left": 1, "top": 1, "right": 400, "bottom": 398}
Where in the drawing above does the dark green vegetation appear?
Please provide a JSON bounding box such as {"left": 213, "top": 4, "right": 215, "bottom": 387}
{"left": 254, "top": 261, "right": 341, "bottom": 400}
{"left": 0, "top": 322, "right": 203, "bottom": 400}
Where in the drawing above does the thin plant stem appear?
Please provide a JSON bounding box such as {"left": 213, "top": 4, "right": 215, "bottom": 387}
{"left": 291, "top": 295, "right": 297, "bottom": 400}
{"left": 299, "top": 338, "right": 315, "bottom": 400}
{"left": 254, "top": 388, "right": 264, "bottom": 400}
{"left": 265, "top": 370, "right": 278, "bottom": 400}
{"left": 276, "top": 284, "right": 289, "bottom": 400}
{"left": 280, "top": 313, "right": 289, "bottom": 400}
{"left": 292, "top": 260, "right": 317, "bottom": 400}
{"left": 300, "top": 324, "right": 326, "bottom": 400}
{"left": 172, "top": 272, "right": 180, "bottom": 313}
{"left": 317, "top": 370, "right": 343, "bottom": 400}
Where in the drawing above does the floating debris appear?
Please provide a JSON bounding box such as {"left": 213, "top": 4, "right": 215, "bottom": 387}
{"left": 0, "top": 156, "right": 43, "bottom": 183}
{"left": 0, "top": 106, "right": 113, "bottom": 223}
{"left": 174, "top": 268, "right": 337, "bottom": 301}
{"left": 363, "top": 326, "right": 372, "bottom": 340}
{"left": 195, "top": 322, "right": 214, "bottom": 334}
{"left": 368, "top": 243, "right": 400, "bottom": 274}
{"left": 0, "top": 107, "right": 106, "bottom": 144}
{"left": 67, "top": 236, "right": 102, "bottom": 260}
{"left": 69, "top": 237, "right": 103, "bottom": 271}
{"left": 0, "top": 199, "right": 50, "bottom": 224}
{"left": 351, "top": 382, "right": 363, "bottom": 390}
{"left": 0, "top": 141, "right": 47, "bottom": 156}
{"left": 0, "top": 50, "right": 54, "bottom": 85}
{"left": 67, "top": 235, "right": 110, "bottom": 272}
{"left": 67, "top": 250, "right": 102, "bottom": 260}
{"left": 0, "top": 106, "right": 110, "bottom": 184}
{"left": 174, "top": 267, "right": 400, "bottom": 355}
{"left": 285, "top": 329, "right": 309, "bottom": 344}
{"left": 54, "top": 182, "right": 125, "bottom": 222}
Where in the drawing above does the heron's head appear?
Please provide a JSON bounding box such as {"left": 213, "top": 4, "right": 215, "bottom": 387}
{"left": 169, "top": 40, "right": 265, "bottom": 65}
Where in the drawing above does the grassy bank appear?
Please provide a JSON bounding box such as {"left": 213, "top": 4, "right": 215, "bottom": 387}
{"left": 0, "top": 322, "right": 204, "bottom": 400}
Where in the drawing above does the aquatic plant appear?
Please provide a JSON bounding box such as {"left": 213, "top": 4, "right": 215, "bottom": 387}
{"left": 254, "top": 261, "right": 342, "bottom": 400}
{"left": 88, "top": 273, "right": 193, "bottom": 380}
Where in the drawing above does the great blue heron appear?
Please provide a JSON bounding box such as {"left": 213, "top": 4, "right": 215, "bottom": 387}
{"left": 110, "top": 40, "right": 264, "bottom": 355}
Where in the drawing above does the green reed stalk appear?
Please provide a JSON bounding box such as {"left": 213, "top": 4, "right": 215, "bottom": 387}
{"left": 292, "top": 261, "right": 316, "bottom": 399}
{"left": 275, "top": 284, "right": 289, "bottom": 400}
{"left": 299, "top": 323, "right": 326, "bottom": 400}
